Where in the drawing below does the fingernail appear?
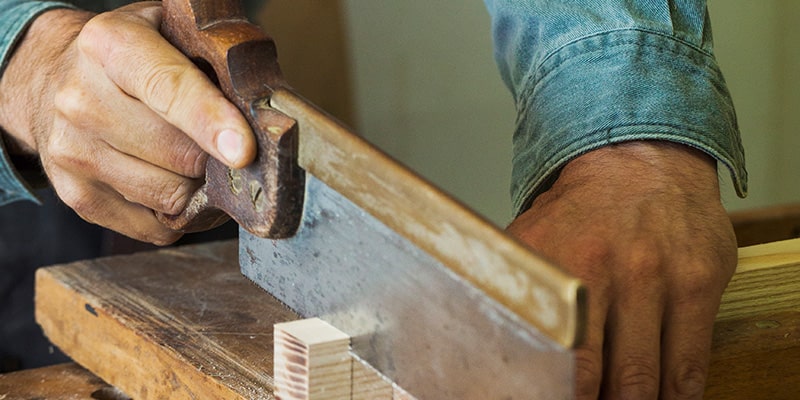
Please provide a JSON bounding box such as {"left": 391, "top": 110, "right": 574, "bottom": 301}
{"left": 216, "top": 129, "right": 244, "bottom": 165}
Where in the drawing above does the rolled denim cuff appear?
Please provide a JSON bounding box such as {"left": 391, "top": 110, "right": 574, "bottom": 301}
{"left": 0, "top": 1, "right": 75, "bottom": 205}
{"left": 511, "top": 28, "right": 747, "bottom": 215}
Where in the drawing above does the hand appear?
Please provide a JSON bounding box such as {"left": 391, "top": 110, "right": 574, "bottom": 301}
{"left": 0, "top": 2, "right": 256, "bottom": 244}
{"left": 507, "top": 142, "right": 737, "bottom": 399}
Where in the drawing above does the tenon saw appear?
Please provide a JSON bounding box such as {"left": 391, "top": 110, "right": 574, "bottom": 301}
{"left": 157, "top": 0, "right": 585, "bottom": 398}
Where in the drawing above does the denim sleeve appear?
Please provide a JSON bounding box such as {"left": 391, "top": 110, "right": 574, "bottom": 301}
{"left": 484, "top": 0, "right": 748, "bottom": 216}
{"left": 0, "top": 1, "right": 76, "bottom": 206}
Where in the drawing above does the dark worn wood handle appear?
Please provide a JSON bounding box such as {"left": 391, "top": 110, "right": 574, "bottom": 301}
{"left": 156, "top": 0, "right": 304, "bottom": 238}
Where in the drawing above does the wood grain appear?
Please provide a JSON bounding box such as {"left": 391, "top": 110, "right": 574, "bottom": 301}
{"left": 35, "top": 241, "right": 298, "bottom": 400}
{"left": 273, "top": 318, "right": 351, "bottom": 400}
{"left": 0, "top": 363, "right": 127, "bottom": 400}
{"left": 33, "top": 239, "right": 800, "bottom": 399}
{"left": 273, "top": 318, "right": 417, "bottom": 400}
{"left": 705, "top": 238, "right": 800, "bottom": 399}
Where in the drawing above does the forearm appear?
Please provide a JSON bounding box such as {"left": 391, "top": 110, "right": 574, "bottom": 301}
{"left": 0, "top": 1, "right": 83, "bottom": 202}
{"left": 0, "top": 7, "right": 93, "bottom": 155}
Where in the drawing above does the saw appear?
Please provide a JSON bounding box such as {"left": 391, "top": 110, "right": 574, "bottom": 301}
{"left": 157, "top": 1, "right": 585, "bottom": 398}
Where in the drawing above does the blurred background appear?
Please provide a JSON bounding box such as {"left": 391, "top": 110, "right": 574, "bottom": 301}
{"left": 265, "top": 0, "right": 800, "bottom": 226}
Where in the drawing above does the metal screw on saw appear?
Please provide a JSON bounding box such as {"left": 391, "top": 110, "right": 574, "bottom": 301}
{"left": 250, "top": 180, "right": 265, "bottom": 212}
{"left": 228, "top": 169, "right": 244, "bottom": 195}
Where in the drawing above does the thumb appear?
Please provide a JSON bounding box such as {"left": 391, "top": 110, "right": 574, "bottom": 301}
{"left": 80, "top": 2, "right": 256, "bottom": 168}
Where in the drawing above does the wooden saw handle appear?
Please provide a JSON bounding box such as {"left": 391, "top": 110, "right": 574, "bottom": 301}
{"left": 156, "top": 0, "right": 304, "bottom": 238}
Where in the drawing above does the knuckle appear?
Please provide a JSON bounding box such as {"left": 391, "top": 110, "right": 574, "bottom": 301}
{"left": 46, "top": 135, "right": 97, "bottom": 173}
{"left": 143, "top": 229, "right": 182, "bottom": 247}
{"left": 574, "top": 350, "right": 602, "bottom": 399}
{"left": 51, "top": 71, "right": 112, "bottom": 138}
{"left": 154, "top": 179, "right": 195, "bottom": 215}
{"left": 624, "top": 238, "right": 663, "bottom": 275}
{"left": 566, "top": 237, "right": 615, "bottom": 297}
{"left": 58, "top": 185, "right": 103, "bottom": 224}
{"left": 572, "top": 236, "right": 615, "bottom": 271}
{"left": 674, "top": 264, "right": 723, "bottom": 303}
{"left": 615, "top": 357, "right": 659, "bottom": 398}
{"left": 53, "top": 85, "right": 94, "bottom": 126}
{"left": 171, "top": 142, "right": 208, "bottom": 178}
{"left": 76, "top": 13, "right": 116, "bottom": 60}
{"left": 141, "top": 64, "right": 192, "bottom": 115}
{"left": 666, "top": 360, "right": 708, "bottom": 398}
{"left": 114, "top": 220, "right": 181, "bottom": 247}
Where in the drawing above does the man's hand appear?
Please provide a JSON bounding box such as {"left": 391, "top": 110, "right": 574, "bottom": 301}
{"left": 507, "top": 141, "right": 737, "bottom": 399}
{"left": 0, "top": 2, "right": 255, "bottom": 244}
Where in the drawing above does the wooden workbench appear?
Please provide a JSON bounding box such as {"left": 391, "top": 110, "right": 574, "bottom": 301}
{"left": 1, "top": 238, "right": 799, "bottom": 399}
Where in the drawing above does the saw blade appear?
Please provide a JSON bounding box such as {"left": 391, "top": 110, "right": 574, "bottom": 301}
{"left": 241, "top": 175, "right": 575, "bottom": 399}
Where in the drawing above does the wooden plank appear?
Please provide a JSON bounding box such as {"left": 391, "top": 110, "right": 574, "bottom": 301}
{"left": 0, "top": 362, "right": 127, "bottom": 400}
{"left": 34, "top": 239, "right": 800, "bottom": 399}
{"left": 705, "top": 238, "right": 800, "bottom": 400}
{"left": 35, "top": 241, "right": 298, "bottom": 400}
{"left": 273, "top": 318, "right": 351, "bottom": 400}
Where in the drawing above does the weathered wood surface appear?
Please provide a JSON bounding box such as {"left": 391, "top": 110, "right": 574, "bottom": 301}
{"left": 32, "top": 238, "right": 800, "bottom": 399}
{"left": 705, "top": 239, "right": 800, "bottom": 399}
{"left": 0, "top": 362, "right": 128, "bottom": 400}
{"left": 36, "top": 241, "right": 298, "bottom": 400}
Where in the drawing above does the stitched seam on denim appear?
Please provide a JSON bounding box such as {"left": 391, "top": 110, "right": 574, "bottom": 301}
{"left": 541, "top": 27, "right": 715, "bottom": 69}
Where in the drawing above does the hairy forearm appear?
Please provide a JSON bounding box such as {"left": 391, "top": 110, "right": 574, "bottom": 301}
{"left": 0, "top": 8, "right": 93, "bottom": 155}
{"left": 554, "top": 141, "right": 721, "bottom": 199}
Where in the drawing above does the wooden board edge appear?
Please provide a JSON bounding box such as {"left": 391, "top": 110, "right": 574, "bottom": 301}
{"left": 34, "top": 265, "right": 251, "bottom": 400}
{"left": 737, "top": 238, "right": 800, "bottom": 273}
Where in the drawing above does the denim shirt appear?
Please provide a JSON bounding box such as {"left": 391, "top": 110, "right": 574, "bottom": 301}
{"left": 485, "top": 0, "right": 747, "bottom": 215}
{"left": 1, "top": 1, "right": 747, "bottom": 215}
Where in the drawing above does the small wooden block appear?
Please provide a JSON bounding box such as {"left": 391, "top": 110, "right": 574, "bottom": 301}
{"left": 273, "top": 318, "right": 417, "bottom": 400}
{"left": 274, "top": 318, "right": 352, "bottom": 400}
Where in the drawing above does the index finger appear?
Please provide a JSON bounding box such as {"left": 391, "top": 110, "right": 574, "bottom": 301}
{"left": 79, "top": 2, "right": 256, "bottom": 168}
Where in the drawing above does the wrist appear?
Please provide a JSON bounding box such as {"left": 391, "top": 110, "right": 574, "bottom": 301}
{"left": 0, "top": 8, "right": 93, "bottom": 155}
{"left": 540, "top": 141, "right": 722, "bottom": 205}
